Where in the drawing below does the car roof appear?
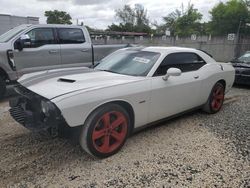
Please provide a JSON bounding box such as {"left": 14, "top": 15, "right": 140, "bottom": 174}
{"left": 122, "top": 46, "right": 201, "bottom": 53}
{"left": 121, "top": 46, "right": 216, "bottom": 63}
{"left": 141, "top": 46, "right": 201, "bottom": 54}
{"left": 25, "top": 24, "right": 86, "bottom": 29}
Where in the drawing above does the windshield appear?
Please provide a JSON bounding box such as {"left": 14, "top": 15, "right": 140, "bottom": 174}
{"left": 237, "top": 52, "right": 250, "bottom": 64}
{"left": 95, "top": 50, "right": 161, "bottom": 76}
{"left": 0, "top": 25, "right": 29, "bottom": 43}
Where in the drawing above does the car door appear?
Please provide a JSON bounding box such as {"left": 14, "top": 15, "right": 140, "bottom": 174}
{"left": 58, "top": 28, "right": 92, "bottom": 68}
{"left": 149, "top": 52, "right": 206, "bottom": 122}
{"left": 14, "top": 27, "right": 61, "bottom": 77}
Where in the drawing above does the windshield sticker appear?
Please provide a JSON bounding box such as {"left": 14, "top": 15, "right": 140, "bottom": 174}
{"left": 133, "top": 57, "right": 150, "bottom": 64}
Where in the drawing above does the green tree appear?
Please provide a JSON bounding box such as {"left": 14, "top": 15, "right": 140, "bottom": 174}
{"left": 134, "top": 4, "right": 151, "bottom": 33}
{"left": 45, "top": 10, "right": 72, "bottom": 25}
{"left": 175, "top": 4, "right": 202, "bottom": 36}
{"left": 116, "top": 5, "right": 135, "bottom": 26}
{"left": 107, "top": 4, "right": 151, "bottom": 33}
{"left": 158, "top": 3, "right": 202, "bottom": 36}
{"left": 244, "top": 0, "right": 250, "bottom": 7}
{"left": 162, "top": 9, "right": 181, "bottom": 35}
{"left": 209, "top": 0, "right": 249, "bottom": 35}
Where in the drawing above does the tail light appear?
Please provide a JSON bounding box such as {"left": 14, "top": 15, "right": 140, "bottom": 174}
{"left": 7, "top": 50, "right": 16, "bottom": 71}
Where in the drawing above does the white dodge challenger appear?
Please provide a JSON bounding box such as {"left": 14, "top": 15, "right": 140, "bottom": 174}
{"left": 9, "top": 47, "right": 235, "bottom": 158}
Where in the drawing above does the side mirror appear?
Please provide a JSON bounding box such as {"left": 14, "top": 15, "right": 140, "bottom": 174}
{"left": 14, "top": 34, "right": 31, "bottom": 51}
{"left": 14, "top": 39, "right": 23, "bottom": 51}
{"left": 162, "top": 68, "right": 182, "bottom": 81}
{"left": 20, "top": 34, "right": 31, "bottom": 47}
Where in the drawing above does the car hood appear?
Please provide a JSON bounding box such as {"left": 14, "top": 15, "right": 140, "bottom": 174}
{"left": 18, "top": 67, "right": 144, "bottom": 99}
{"left": 232, "top": 62, "right": 250, "bottom": 68}
{"left": 0, "top": 42, "right": 10, "bottom": 49}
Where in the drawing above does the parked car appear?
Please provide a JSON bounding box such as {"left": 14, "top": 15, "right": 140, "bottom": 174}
{"left": 9, "top": 47, "right": 235, "bottom": 158}
{"left": 0, "top": 24, "right": 130, "bottom": 99}
{"left": 231, "top": 51, "right": 250, "bottom": 85}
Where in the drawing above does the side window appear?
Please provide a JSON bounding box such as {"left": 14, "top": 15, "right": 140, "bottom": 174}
{"left": 26, "top": 28, "right": 56, "bottom": 48}
{"left": 58, "top": 28, "right": 85, "bottom": 44}
{"left": 154, "top": 52, "right": 206, "bottom": 76}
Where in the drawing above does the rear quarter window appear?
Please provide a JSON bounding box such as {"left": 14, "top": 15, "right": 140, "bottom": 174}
{"left": 58, "top": 28, "right": 85, "bottom": 44}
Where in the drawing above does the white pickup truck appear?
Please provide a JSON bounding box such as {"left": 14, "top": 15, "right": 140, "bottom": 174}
{"left": 0, "top": 24, "right": 130, "bottom": 99}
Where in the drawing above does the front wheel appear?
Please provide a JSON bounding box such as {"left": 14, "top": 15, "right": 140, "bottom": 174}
{"left": 79, "top": 104, "right": 130, "bottom": 158}
{"left": 202, "top": 82, "right": 225, "bottom": 114}
{"left": 0, "top": 77, "right": 6, "bottom": 100}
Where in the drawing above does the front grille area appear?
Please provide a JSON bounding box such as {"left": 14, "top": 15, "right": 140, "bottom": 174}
{"left": 9, "top": 85, "right": 66, "bottom": 134}
{"left": 235, "top": 68, "right": 250, "bottom": 75}
{"left": 242, "top": 69, "right": 250, "bottom": 75}
{"left": 9, "top": 105, "right": 27, "bottom": 125}
{"left": 14, "top": 84, "right": 34, "bottom": 98}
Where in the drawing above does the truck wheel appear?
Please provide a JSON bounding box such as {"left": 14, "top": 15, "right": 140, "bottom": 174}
{"left": 0, "top": 76, "right": 6, "bottom": 100}
{"left": 202, "top": 82, "right": 225, "bottom": 114}
{"left": 79, "top": 104, "right": 131, "bottom": 158}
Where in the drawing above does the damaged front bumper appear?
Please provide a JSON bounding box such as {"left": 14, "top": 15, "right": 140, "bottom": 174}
{"left": 234, "top": 74, "right": 250, "bottom": 85}
{"left": 234, "top": 67, "right": 250, "bottom": 85}
{"left": 9, "top": 84, "right": 66, "bottom": 136}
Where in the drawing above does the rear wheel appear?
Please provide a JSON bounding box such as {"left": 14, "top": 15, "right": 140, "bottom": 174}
{"left": 203, "top": 82, "right": 225, "bottom": 114}
{"left": 0, "top": 76, "right": 6, "bottom": 100}
{"left": 79, "top": 104, "right": 130, "bottom": 158}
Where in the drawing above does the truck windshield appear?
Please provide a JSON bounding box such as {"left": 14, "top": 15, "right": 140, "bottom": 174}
{"left": 95, "top": 50, "right": 161, "bottom": 76}
{"left": 0, "top": 25, "right": 30, "bottom": 43}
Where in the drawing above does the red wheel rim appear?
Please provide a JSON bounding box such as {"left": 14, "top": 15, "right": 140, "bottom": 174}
{"left": 211, "top": 85, "right": 224, "bottom": 111}
{"left": 92, "top": 111, "right": 128, "bottom": 154}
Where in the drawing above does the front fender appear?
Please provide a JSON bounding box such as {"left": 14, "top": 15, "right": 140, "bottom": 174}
{"left": 55, "top": 98, "right": 134, "bottom": 127}
{"left": 52, "top": 79, "right": 151, "bottom": 128}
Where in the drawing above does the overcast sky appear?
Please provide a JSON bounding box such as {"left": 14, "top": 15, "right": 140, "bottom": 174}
{"left": 0, "top": 0, "right": 227, "bottom": 29}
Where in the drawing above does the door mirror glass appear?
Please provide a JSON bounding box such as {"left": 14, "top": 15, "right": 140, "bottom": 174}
{"left": 14, "top": 38, "right": 23, "bottom": 51}
{"left": 162, "top": 68, "right": 182, "bottom": 81}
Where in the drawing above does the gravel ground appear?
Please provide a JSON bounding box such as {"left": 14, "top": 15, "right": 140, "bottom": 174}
{"left": 0, "top": 87, "right": 249, "bottom": 187}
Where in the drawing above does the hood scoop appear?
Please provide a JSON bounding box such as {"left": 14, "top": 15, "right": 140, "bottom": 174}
{"left": 58, "top": 78, "right": 76, "bottom": 83}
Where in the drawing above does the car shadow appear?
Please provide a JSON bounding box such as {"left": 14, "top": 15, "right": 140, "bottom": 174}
{"left": 132, "top": 109, "right": 199, "bottom": 137}
{"left": 233, "top": 84, "right": 250, "bottom": 89}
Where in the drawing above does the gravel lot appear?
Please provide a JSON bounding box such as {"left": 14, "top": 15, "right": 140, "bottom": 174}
{"left": 0, "top": 87, "right": 249, "bottom": 187}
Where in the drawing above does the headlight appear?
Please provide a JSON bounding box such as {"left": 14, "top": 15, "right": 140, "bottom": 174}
{"left": 41, "top": 100, "right": 51, "bottom": 115}
{"left": 7, "top": 50, "right": 16, "bottom": 71}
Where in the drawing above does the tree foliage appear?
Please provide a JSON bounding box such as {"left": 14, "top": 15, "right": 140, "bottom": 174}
{"left": 107, "top": 4, "right": 151, "bottom": 33}
{"left": 116, "top": 5, "right": 135, "bottom": 26}
{"left": 157, "top": 4, "right": 202, "bottom": 36}
{"left": 209, "top": 0, "right": 249, "bottom": 35}
{"left": 45, "top": 10, "right": 72, "bottom": 25}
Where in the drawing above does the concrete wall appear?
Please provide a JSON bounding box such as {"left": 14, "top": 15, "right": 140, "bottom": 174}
{"left": 92, "top": 35, "right": 250, "bottom": 62}
{"left": 0, "top": 14, "right": 39, "bottom": 35}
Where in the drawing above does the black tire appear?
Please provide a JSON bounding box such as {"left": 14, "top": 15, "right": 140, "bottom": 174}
{"left": 0, "top": 76, "right": 6, "bottom": 100}
{"left": 202, "top": 82, "right": 225, "bottom": 114}
{"left": 79, "top": 104, "right": 131, "bottom": 158}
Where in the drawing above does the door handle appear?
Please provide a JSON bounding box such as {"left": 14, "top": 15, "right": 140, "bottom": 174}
{"left": 194, "top": 76, "right": 199, "bottom": 79}
{"left": 49, "top": 50, "right": 59, "bottom": 54}
{"left": 81, "top": 49, "right": 89, "bottom": 52}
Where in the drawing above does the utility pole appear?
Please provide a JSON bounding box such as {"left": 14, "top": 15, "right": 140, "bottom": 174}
{"left": 234, "top": 20, "right": 242, "bottom": 58}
